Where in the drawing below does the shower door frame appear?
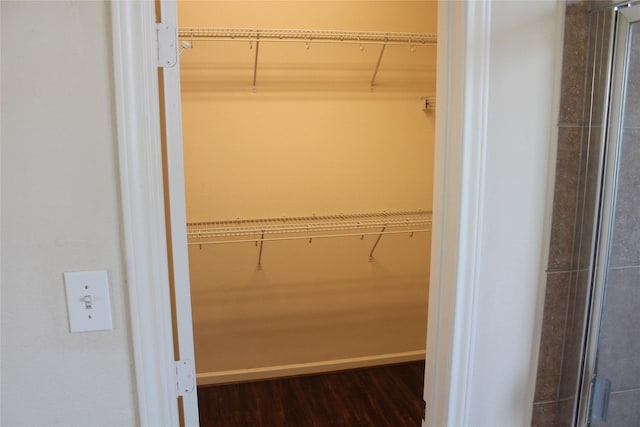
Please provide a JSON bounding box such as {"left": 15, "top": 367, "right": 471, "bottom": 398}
{"left": 576, "top": 4, "right": 640, "bottom": 425}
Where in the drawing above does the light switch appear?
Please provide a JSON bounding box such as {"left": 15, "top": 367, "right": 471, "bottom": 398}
{"left": 63, "top": 270, "right": 113, "bottom": 333}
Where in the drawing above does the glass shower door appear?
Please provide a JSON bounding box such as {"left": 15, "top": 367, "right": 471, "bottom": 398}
{"left": 581, "top": 4, "right": 640, "bottom": 426}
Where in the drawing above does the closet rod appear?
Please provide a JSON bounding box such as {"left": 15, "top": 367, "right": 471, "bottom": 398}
{"left": 178, "top": 27, "right": 437, "bottom": 46}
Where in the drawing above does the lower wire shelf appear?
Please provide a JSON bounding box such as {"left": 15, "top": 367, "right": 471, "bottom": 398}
{"left": 187, "top": 210, "right": 432, "bottom": 266}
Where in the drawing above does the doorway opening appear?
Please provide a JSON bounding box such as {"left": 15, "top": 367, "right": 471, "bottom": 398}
{"left": 172, "top": 0, "right": 437, "bottom": 422}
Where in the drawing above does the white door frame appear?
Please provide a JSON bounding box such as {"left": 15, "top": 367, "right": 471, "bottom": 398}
{"left": 423, "top": 2, "right": 493, "bottom": 425}
{"left": 110, "top": 1, "right": 563, "bottom": 425}
{"left": 111, "top": 1, "right": 179, "bottom": 425}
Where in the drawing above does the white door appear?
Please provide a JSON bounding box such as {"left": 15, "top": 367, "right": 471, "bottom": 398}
{"left": 158, "top": 1, "right": 200, "bottom": 425}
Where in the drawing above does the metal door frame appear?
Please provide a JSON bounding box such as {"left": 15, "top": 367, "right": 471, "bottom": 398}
{"left": 576, "top": 4, "right": 640, "bottom": 425}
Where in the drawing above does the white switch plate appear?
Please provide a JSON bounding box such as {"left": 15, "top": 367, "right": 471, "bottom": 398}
{"left": 63, "top": 270, "right": 113, "bottom": 333}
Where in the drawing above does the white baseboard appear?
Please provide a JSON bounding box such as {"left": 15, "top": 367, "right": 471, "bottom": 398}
{"left": 196, "top": 350, "right": 426, "bottom": 386}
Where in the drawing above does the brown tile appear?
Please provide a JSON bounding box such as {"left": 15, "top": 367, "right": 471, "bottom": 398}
{"left": 548, "top": 127, "right": 582, "bottom": 271}
{"left": 535, "top": 272, "right": 572, "bottom": 402}
{"left": 531, "top": 402, "right": 558, "bottom": 427}
{"left": 588, "top": 7, "right": 615, "bottom": 127}
{"left": 596, "top": 267, "right": 640, "bottom": 392}
{"left": 558, "top": 269, "right": 590, "bottom": 400}
{"left": 572, "top": 122, "right": 604, "bottom": 271}
{"left": 559, "top": 2, "right": 590, "bottom": 124}
{"left": 555, "top": 397, "right": 576, "bottom": 426}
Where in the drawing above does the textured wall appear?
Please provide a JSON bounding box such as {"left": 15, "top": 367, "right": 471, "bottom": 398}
{"left": 1, "top": 2, "right": 137, "bottom": 426}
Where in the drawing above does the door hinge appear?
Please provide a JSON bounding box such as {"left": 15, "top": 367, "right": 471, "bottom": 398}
{"left": 589, "top": 376, "right": 611, "bottom": 423}
{"left": 175, "top": 359, "right": 196, "bottom": 396}
{"left": 156, "top": 23, "right": 178, "bottom": 68}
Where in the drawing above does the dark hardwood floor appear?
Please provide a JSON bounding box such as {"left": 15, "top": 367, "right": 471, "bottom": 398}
{"left": 197, "top": 361, "right": 425, "bottom": 427}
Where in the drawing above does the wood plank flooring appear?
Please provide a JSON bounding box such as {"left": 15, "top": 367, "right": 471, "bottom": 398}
{"left": 197, "top": 361, "right": 425, "bottom": 427}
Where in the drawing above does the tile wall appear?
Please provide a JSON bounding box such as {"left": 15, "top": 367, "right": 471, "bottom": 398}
{"left": 531, "top": 2, "right": 613, "bottom": 426}
{"left": 533, "top": 2, "right": 640, "bottom": 425}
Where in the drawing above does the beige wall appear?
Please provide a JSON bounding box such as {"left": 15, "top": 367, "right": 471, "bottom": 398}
{"left": 178, "top": 1, "right": 435, "bottom": 380}
{"left": 179, "top": 1, "right": 437, "bottom": 220}
{"left": 1, "top": 2, "right": 137, "bottom": 425}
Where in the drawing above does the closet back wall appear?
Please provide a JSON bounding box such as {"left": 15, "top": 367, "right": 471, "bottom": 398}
{"left": 178, "top": 1, "right": 436, "bottom": 384}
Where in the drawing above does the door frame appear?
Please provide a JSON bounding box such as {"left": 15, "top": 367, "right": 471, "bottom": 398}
{"left": 110, "top": 1, "right": 563, "bottom": 425}
{"left": 111, "top": 1, "right": 180, "bottom": 425}
{"left": 576, "top": 4, "right": 640, "bottom": 424}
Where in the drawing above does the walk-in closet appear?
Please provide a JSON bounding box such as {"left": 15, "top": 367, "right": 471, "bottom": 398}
{"left": 177, "top": 0, "right": 437, "bottom": 388}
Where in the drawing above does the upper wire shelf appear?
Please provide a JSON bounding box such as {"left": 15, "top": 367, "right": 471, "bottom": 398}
{"left": 178, "top": 27, "right": 437, "bottom": 90}
{"left": 178, "top": 27, "right": 437, "bottom": 46}
{"left": 187, "top": 210, "right": 432, "bottom": 266}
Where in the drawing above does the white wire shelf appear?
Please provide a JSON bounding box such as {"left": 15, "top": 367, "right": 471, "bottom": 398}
{"left": 187, "top": 210, "right": 432, "bottom": 266}
{"left": 178, "top": 27, "right": 437, "bottom": 46}
{"left": 178, "top": 26, "right": 437, "bottom": 90}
